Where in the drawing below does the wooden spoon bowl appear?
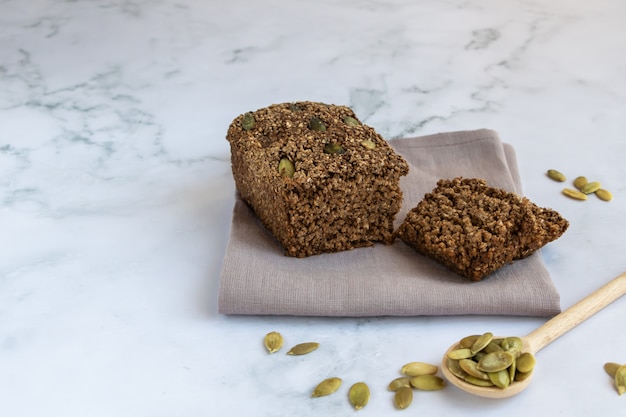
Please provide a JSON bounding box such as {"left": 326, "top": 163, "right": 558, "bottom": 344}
{"left": 441, "top": 271, "right": 626, "bottom": 399}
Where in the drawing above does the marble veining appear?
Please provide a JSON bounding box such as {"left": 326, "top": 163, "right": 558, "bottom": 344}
{"left": 1, "top": 0, "right": 626, "bottom": 416}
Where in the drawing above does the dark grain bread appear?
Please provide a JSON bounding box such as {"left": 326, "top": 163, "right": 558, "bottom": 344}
{"left": 395, "top": 177, "right": 569, "bottom": 281}
{"left": 226, "top": 101, "right": 409, "bottom": 257}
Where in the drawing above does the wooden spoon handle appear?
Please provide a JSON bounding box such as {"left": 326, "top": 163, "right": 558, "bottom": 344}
{"left": 525, "top": 270, "right": 626, "bottom": 353}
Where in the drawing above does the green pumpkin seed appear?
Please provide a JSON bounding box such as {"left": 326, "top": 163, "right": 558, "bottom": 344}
{"left": 596, "top": 189, "right": 613, "bottom": 201}
{"left": 263, "top": 331, "right": 283, "bottom": 353}
{"left": 323, "top": 143, "right": 345, "bottom": 154}
{"left": 308, "top": 116, "right": 326, "bottom": 132}
{"left": 464, "top": 375, "right": 494, "bottom": 387}
{"left": 410, "top": 375, "right": 446, "bottom": 391}
{"left": 488, "top": 370, "right": 511, "bottom": 389}
{"left": 604, "top": 362, "right": 622, "bottom": 378}
{"left": 312, "top": 377, "right": 342, "bottom": 397}
{"left": 447, "top": 348, "right": 474, "bottom": 360}
{"left": 360, "top": 139, "right": 376, "bottom": 149}
{"left": 562, "top": 188, "right": 588, "bottom": 200}
{"left": 343, "top": 115, "right": 360, "bottom": 126}
{"left": 471, "top": 332, "right": 493, "bottom": 354}
{"left": 446, "top": 358, "right": 467, "bottom": 380}
{"left": 477, "top": 351, "right": 515, "bottom": 373}
{"left": 241, "top": 112, "right": 255, "bottom": 130}
{"left": 349, "top": 382, "right": 370, "bottom": 410}
{"left": 514, "top": 370, "right": 533, "bottom": 382}
{"left": 573, "top": 176, "right": 588, "bottom": 190}
{"left": 388, "top": 376, "right": 412, "bottom": 391}
{"left": 394, "top": 386, "right": 413, "bottom": 409}
{"left": 459, "top": 359, "right": 490, "bottom": 380}
{"left": 278, "top": 158, "right": 295, "bottom": 178}
{"left": 516, "top": 352, "right": 536, "bottom": 373}
{"left": 459, "top": 335, "right": 480, "bottom": 349}
{"left": 483, "top": 341, "right": 505, "bottom": 353}
{"left": 286, "top": 342, "right": 319, "bottom": 355}
{"left": 547, "top": 169, "right": 566, "bottom": 182}
{"left": 401, "top": 362, "right": 438, "bottom": 376}
{"left": 580, "top": 181, "right": 601, "bottom": 194}
{"left": 501, "top": 337, "right": 523, "bottom": 356}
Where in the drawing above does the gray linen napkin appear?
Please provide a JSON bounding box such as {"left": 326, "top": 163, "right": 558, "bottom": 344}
{"left": 218, "top": 129, "right": 562, "bottom": 317}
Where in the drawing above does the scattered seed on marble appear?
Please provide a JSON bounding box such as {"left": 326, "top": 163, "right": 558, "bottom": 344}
{"left": 562, "top": 188, "right": 588, "bottom": 200}
{"left": 401, "top": 361, "right": 438, "bottom": 377}
{"left": 573, "top": 176, "right": 588, "bottom": 190}
{"left": 547, "top": 169, "right": 566, "bottom": 182}
{"left": 596, "top": 189, "right": 613, "bottom": 202}
{"left": 348, "top": 382, "right": 370, "bottom": 410}
{"left": 286, "top": 342, "right": 319, "bottom": 355}
{"left": 604, "top": 362, "right": 621, "bottom": 378}
{"left": 312, "top": 377, "right": 342, "bottom": 397}
{"left": 263, "top": 331, "right": 284, "bottom": 353}
{"left": 394, "top": 386, "right": 413, "bottom": 409}
{"left": 388, "top": 376, "right": 412, "bottom": 391}
{"left": 410, "top": 375, "right": 446, "bottom": 391}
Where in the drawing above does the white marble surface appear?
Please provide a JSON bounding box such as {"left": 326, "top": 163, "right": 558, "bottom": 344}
{"left": 1, "top": 0, "right": 625, "bottom": 416}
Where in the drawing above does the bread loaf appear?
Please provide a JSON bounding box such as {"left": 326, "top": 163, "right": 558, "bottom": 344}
{"left": 226, "top": 101, "right": 409, "bottom": 257}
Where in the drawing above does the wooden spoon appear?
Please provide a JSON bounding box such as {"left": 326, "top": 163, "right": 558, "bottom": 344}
{"left": 441, "top": 270, "right": 626, "bottom": 399}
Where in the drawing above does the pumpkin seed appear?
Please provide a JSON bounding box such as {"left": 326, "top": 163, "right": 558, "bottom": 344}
{"left": 394, "top": 386, "right": 413, "bottom": 409}
{"left": 459, "top": 359, "right": 489, "bottom": 380}
{"left": 447, "top": 348, "right": 474, "bottom": 360}
{"left": 312, "top": 377, "right": 342, "bottom": 397}
{"left": 573, "top": 176, "right": 588, "bottom": 190}
{"left": 446, "top": 358, "right": 467, "bottom": 380}
{"left": 323, "top": 143, "right": 345, "bottom": 154}
{"left": 483, "top": 341, "right": 504, "bottom": 353}
{"left": 616, "top": 365, "right": 626, "bottom": 396}
{"left": 459, "top": 335, "right": 480, "bottom": 349}
{"left": 514, "top": 370, "right": 533, "bottom": 382}
{"left": 516, "top": 352, "right": 536, "bottom": 373}
{"left": 562, "top": 188, "right": 588, "bottom": 200}
{"left": 410, "top": 374, "right": 446, "bottom": 391}
{"left": 388, "top": 376, "right": 412, "bottom": 391}
{"left": 501, "top": 337, "right": 523, "bottom": 356}
{"left": 343, "top": 115, "right": 360, "bottom": 126}
{"left": 596, "top": 189, "right": 613, "bottom": 201}
{"left": 580, "top": 181, "right": 601, "bottom": 194}
{"left": 604, "top": 362, "right": 622, "bottom": 378}
{"left": 286, "top": 342, "right": 319, "bottom": 355}
{"left": 360, "top": 139, "right": 376, "bottom": 149}
{"left": 348, "top": 382, "right": 370, "bottom": 410}
{"left": 278, "top": 158, "right": 295, "bottom": 178}
{"left": 488, "top": 370, "right": 511, "bottom": 389}
{"left": 263, "top": 331, "right": 283, "bottom": 353}
{"left": 477, "top": 351, "right": 515, "bottom": 372}
{"left": 470, "top": 332, "right": 493, "bottom": 354}
{"left": 308, "top": 116, "right": 326, "bottom": 132}
{"left": 401, "top": 362, "right": 438, "bottom": 377}
{"left": 547, "top": 169, "right": 566, "bottom": 182}
{"left": 241, "top": 112, "right": 255, "bottom": 130}
{"left": 464, "top": 375, "right": 494, "bottom": 387}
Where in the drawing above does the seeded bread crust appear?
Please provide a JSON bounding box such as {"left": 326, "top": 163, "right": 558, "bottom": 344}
{"left": 226, "top": 101, "right": 409, "bottom": 258}
{"left": 395, "top": 177, "right": 569, "bottom": 281}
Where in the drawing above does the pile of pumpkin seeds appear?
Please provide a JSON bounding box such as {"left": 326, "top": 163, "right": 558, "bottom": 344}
{"left": 263, "top": 331, "right": 445, "bottom": 410}
{"left": 388, "top": 362, "right": 446, "bottom": 409}
{"left": 604, "top": 362, "right": 626, "bottom": 396}
{"left": 547, "top": 169, "right": 613, "bottom": 201}
{"left": 445, "top": 332, "right": 535, "bottom": 389}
